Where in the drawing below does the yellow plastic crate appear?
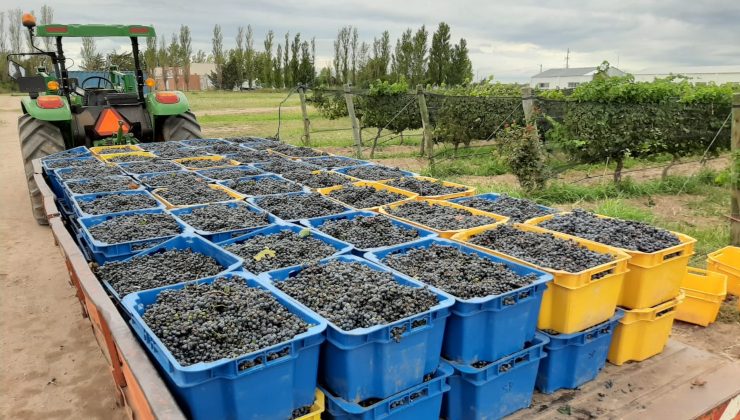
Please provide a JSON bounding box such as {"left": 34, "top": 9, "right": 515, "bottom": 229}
{"left": 151, "top": 184, "right": 245, "bottom": 208}
{"left": 89, "top": 144, "right": 143, "bottom": 155}
{"left": 379, "top": 175, "right": 476, "bottom": 200}
{"left": 527, "top": 212, "right": 696, "bottom": 309}
{"left": 98, "top": 151, "right": 157, "bottom": 163}
{"left": 452, "top": 223, "right": 631, "bottom": 334}
{"left": 379, "top": 199, "right": 508, "bottom": 238}
{"left": 675, "top": 267, "right": 727, "bottom": 327}
{"left": 607, "top": 292, "right": 684, "bottom": 366}
{"left": 706, "top": 246, "right": 740, "bottom": 296}
{"left": 295, "top": 390, "right": 325, "bottom": 420}
{"left": 173, "top": 155, "right": 240, "bottom": 170}
{"left": 317, "top": 181, "right": 419, "bottom": 211}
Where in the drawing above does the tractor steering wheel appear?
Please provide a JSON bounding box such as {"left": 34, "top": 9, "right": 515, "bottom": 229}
{"left": 81, "top": 76, "right": 115, "bottom": 89}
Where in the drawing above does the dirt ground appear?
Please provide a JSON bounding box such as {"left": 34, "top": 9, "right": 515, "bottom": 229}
{"left": 0, "top": 95, "right": 126, "bottom": 419}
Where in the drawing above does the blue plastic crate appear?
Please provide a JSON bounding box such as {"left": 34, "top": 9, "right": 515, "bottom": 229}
{"left": 117, "top": 160, "right": 185, "bottom": 175}
{"left": 78, "top": 208, "right": 187, "bottom": 264}
{"left": 70, "top": 190, "right": 165, "bottom": 218}
{"left": 41, "top": 146, "right": 91, "bottom": 161}
{"left": 322, "top": 363, "right": 452, "bottom": 420}
{"left": 218, "top": 174, "right": 311, "bottom": 197}
{"left": 170, "top": 201, "right": 278, "bottom": 243}
{"left": 450, "top": 193, "right": 557, "bottom": 217}
{"left": 333, "top": 164, "right": 417, "bottom": 180}
{"left": 247, "top": 191, "right": 353, "bottom": 222}
{"left": 301, "top": 156, "right": 370, "bottom": 170}
{"left": 195, "top": 165, "right": 265, "bottom": 181}
{"left": 300, "top": 210, "right": 438, "bottom": 256}
{"left": 99, "top": 233, "right": 244, "bottom": 303}
{"left": 536, "top": 310, "right": 624, "bottom": 394}
{"left": 134, "top": 170, "right": 208, "bottom": 189}
{"left": 365, "top": 237, "right": 552, "bottom": 364}
{"left": 41, "top": 155, "right": 99, "bottom": 173}
{"left": 62, "top": 175, "right": 145, "bottom": 205}
{"left": 44, "top": 156, "right": 103, "bottom": 197}
{"left": 261, "top": 255, "right": 455, "bottom": 402}
{"left": 217, "top": 223, "right": 353, "bottom": 275}
{"left": 122, "top": 272, "right": 326, "bottom": 420}
{"left": 443, "top": 333, "right": 549, "bottom": 420}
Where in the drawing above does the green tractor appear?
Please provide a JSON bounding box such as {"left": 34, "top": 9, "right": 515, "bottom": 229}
{"left": 7, "top": 13, "right": 203, "bottom": 224}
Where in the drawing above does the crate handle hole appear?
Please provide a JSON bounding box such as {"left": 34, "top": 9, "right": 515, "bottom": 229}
{"left": 663, "top": 250, "right": 683, "bottom": 261}
{"left": 237, "top": 356, "right": 263, "bottom": 372}
{"left": 503, "top": 296, "right": 516, "bottom": 306}
{"left": 389, "top": 397, "right": 408, "bottom": 410}
{"left": 266, "top": 346, "right": 291, "bottom": 362}
{"left": 410, "top": 389, "right": 428, "bottom": 401}
{"left": 499, "top": 362, "right": 513, "bottom": 373}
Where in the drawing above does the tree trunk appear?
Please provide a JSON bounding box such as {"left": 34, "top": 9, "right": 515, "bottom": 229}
{"left": 370, "top": 127, "right": 382, "bottom": 159}
{"left": 398, "top": 132, "right": 404, "bottom": 145}
{"left": 661, "top": 155, "right": 678, "bottom": 180}
{"left": 614, "top": 158, "right": 624, "bottom": 183}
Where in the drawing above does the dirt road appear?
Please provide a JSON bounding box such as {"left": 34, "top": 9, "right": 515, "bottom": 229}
{"left": 0, "top": 95, "right": 125, "bottom": 419}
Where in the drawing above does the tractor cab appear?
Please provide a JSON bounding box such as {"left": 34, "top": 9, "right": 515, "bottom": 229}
{"left": 8, "top": 12, "right": 203, "bottom": 225}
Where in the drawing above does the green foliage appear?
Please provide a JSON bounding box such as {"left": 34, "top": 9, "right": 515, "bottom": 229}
{"left": 310, "top": 88, "right": 348, "bottom": 119}
{"left": 496, "top": 123, "right": 550, "bottom": 191}
{"left": 361, "top": 81, "right": 421, "bottom": 133}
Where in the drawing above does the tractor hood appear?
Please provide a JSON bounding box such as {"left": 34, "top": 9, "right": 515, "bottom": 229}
{"left": 36, "top": 24, "right": 155, "bottom": 37}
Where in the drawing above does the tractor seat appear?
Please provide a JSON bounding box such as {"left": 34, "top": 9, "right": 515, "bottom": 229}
{"left": 104, "top": 92, "right": 140, "bottom": 106}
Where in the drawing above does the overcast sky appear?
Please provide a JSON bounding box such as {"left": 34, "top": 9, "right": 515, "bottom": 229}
{"left": 20, "top": 0, "right": 740, "bottom": 82}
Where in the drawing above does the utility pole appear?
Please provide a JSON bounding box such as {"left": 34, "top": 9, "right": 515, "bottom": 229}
{"left": 731, "top": 93, "right": 740, "bottom": 245}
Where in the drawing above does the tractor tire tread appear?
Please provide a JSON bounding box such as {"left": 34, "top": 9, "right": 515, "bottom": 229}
{"left": 162, "top": 111, "right": 203, "bottom": 142}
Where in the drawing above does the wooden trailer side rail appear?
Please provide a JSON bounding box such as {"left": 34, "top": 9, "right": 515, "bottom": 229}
{"left": 33, "top": 159, "right": 185, "bottom": 420}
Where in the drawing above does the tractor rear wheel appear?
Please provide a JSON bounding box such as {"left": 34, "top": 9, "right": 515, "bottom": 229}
{"left": 161, "top": 111, "right": 203, "bottom": 141}
{"left": 18, "top": 115, "right": 65, "bottom": 225}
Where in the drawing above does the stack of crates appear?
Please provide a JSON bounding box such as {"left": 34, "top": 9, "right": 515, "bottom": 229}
{"left": 452, "top": 223, "right": 630, "bottom": 395}
{"left": 366, "top": 237, "right": 553, "bottom": 419}
{"left": 525, "top": 212, "right": 696, "bottom": 366}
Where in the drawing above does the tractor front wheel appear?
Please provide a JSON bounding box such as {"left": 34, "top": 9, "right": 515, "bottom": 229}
{"left": 161, "top": 111, "right": 203, "bottom": 141}
{"left": 18, "top": 115, "right": 65, "bottom": 225}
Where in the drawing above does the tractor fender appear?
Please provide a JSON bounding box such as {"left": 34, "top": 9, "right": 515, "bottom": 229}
{"left": 21, "top": 96, "right": 72, "bottom": 122}
{"left": 145, "top": 91, "right": 191, "bottom": 117}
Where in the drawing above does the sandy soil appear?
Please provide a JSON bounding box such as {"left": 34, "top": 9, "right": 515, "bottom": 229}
{"left": 0, "top": 95, "right": 125, "bottom": 419}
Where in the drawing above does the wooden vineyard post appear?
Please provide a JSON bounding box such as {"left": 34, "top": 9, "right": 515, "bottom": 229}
{"left": 344, "top": 84, "right": 363, "bottom": 159}
{"left": 732, "top": 93, "right": 740, "bottom": 246}
{"left": 417, "top": 85, "right": 434, "bottom": 167}
{"left": 298, "top": 85, "right": 311, "bottom": 147}
{"left": 521, "top": 87, "right": 536, "bottom": 122}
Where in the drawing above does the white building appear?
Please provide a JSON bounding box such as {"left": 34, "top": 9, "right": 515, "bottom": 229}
{"left": 530, "top": 66, "right": 626, "bottom": 90}
{"left": 633, "top": 65, "right": 740, "bottom": 85}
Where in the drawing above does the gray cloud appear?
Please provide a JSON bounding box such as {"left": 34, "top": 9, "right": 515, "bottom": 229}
{"left": 19, "top": 0, "right": 740, "bottom": 81}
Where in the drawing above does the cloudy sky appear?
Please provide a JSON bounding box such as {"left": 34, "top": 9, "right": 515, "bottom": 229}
{"left": 21, "top": 0, "right": 740, "bottom": 82}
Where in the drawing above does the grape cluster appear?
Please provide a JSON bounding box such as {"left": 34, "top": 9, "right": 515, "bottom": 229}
{"left": 458, "top": 195, "right": 555, "bottom": 223}
{"left": 539, "top": 209, "right": 681, "bottom": 252}
{"left": 45, "top": 158, "right": 101, "bottom": 169}
{"left": 224, "top": 230, "right": 337, "bottom": 273}
{"left": 198, "top": 166, "right": 264, "bottom": 180}
{"left": 302, "top": 156, "right": 358, "bottom": 169}
{"left": 327, "top": 185, "right": 407, "bottom": 209}
{"left": 183, "top": 138, "right": 229, "bottom": 148}
{"left": 178, "top": 157, "right": 234, "bottom": 169}
{"left": 106, "top": 154, "right": 157, "bottom": 163}
{"left": 281, "top": 170, "right": 353, "bottom": 189}
{"left": 120, "top": 160, "right": 182, "bottom": 174}
{"left": 467, "top": 225, "right": 614, "bottom": 272}
{"left": 95, "top": 145, "right": 140, "bottom": 154}
{"left": 269, "top": 143, "right": 328, "bottom": 157}
{"left": 156, "top": 184, "right": 235, "bottom": 206}
{"left": 42, "top": 149, "right": 87, "bottom": 160}
{"left": 58, "top": 165, "right": 123, "bottom": 180}
{"left": 202, "top": 143, "right": 244, "bottom": 155}
{"left": 387, "top": 201, "right": 497, "bottom": 231}
{"left": 95, "top": 249, "right": 223, "bottom": 296}
{"left": 225, "top": 149, "right": 274, "bottom": 164}
{"left": 88, "top": 213, "right": 181, "bottom": 244}
{"left": 78, "top": 192, "right": 159, "bottom": 215}
{"left": 318, "top": 215, "right": 420, "bottom": 249}
{"left": 274, "top": 261, "right": 439, "bottom": 333}
{"left": 344, "top": 165, "right": 409, "bottom": 181}
{"left": 226, "top": 177, "right": 304, "bottom": 196}
{"left": 142, "top": 278, "right": 310, "bottom": 366}
{"left": 254, "top": 193, "right": 348, "bottom": 220}
{"left": 386, "top": 178, "right": 467, "bottom": 196}
{"left": 382, "top": 244, "right": 538, "bottom": 299}
{"left": 65, "top": 176, "right": 139, "bottom": 195}
{"left": 139, "top": 172, "right": 204, "bottom": 189}
{"left": 256, "top": 159, "right": 319, "bottom": 174}
{"left": 224, "top": 136, "right": 272, "bottom": 144}
{"left": 152, "top": 147, "right": 206, "bottom": 160}
{"left": 178, "top": 203, "right": 269, "bottom": 233}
